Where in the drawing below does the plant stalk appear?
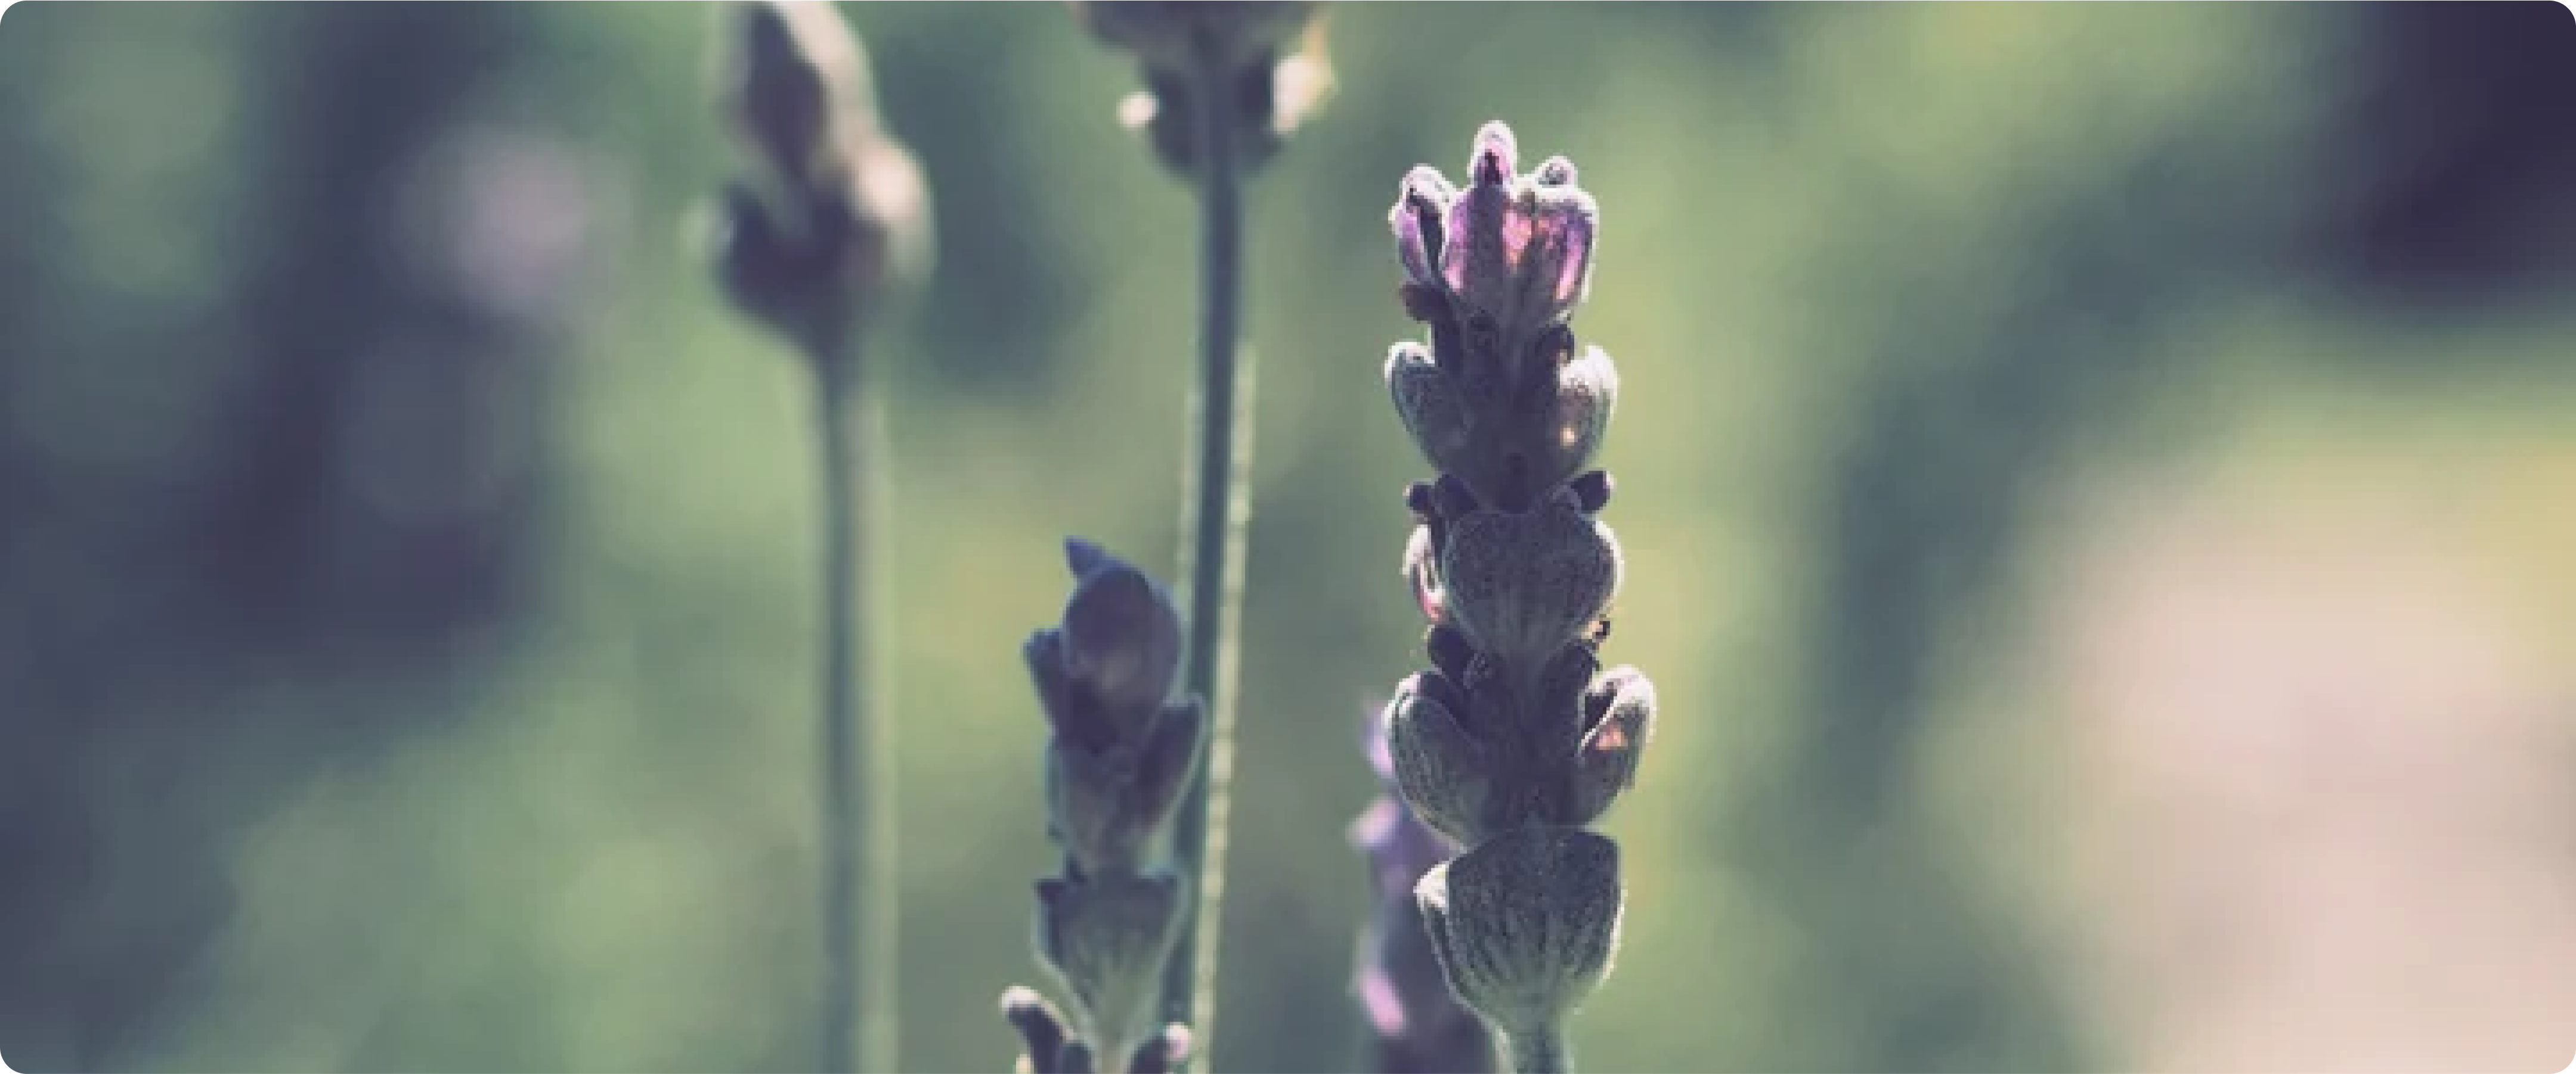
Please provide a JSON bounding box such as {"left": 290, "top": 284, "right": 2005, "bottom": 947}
{"left": 1162, "top": 28, "right": 1253, "bottom": 1072}
{"left": 1499, "top": 1023, "right": 1571, "bottom": 1074}
{"left": 813, "top": 347, "right": 900, "bottom": 1074}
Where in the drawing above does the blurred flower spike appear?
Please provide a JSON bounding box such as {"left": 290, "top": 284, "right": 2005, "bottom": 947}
{"left": 710, "top": 0, "right": 932, "bottom": 358}
{"left": 1351, "top": 703, "right": 1494, "bottom": 1072}
{"left": 1072, "top": 1, "right": 1333, "bottom": 177}
{"left": 1006, "top": 538, "right": 1206, "bottom": 1074}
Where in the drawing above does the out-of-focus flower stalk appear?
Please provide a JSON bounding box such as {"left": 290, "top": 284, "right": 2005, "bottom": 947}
{"left": 1351, "top": 705, "right": 1496, "bottom": 1073}
{"left": 1065, "top": 5, "right": 1330, "bottom": 1069}
{"left": 706, "top": 3, "right": 930, "bottom": 1070}
{"left": 1002, "top": 540, "right": 1205, "bottom": 1074}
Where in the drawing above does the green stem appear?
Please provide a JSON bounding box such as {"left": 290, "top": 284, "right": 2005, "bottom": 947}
{"left": 814, "top": 349, "right": 900, "bottom": 1073}
{"left": 1162, "top": 30, "right": 1253, "bottom": 1072}
{"left": 1498, "top": 1022, "right": 1571, "bottom": 1074}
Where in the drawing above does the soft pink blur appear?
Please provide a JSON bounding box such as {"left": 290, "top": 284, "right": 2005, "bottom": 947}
{"left": 2036, "top": 459, "right": 2576, "bottom": 1073}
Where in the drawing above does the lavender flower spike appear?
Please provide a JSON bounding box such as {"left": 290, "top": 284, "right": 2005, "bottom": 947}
{"left": 1374, "top": 122, "right": 1658, "bottom": 1074}
{"left": 1352, "top": 704, "right": 1494, "bottom": 1073}
{"left": 1005, "top": 538, "right": 1202, "bottom": 1074}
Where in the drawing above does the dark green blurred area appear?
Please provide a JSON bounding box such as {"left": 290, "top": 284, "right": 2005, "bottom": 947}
{"left": 3, "top": 3, "right": 2574, "bottom": 1073}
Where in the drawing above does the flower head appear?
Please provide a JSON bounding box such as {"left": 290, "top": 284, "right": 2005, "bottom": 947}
{"left": 709, "top": 0, "right": 930, "bottom": 357}
{"left": 1392, "top": 122, "right": 1597, "bottom": 372}
{"left": 1073, "top": 1, "right": 1332, "bottom": 178}
{"left": 1385, "top": 123, "right": 1615, "bottom": 511}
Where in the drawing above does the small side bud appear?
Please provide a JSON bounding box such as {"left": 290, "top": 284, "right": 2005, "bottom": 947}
{"left": 1045, "top": 700, "right": 1201, "bottom": 874}
{"left": 1128, "top": 1022, "right": 1196, "bottom": 1074}
{"left": 1001, "top": 986, "right": 1073, "bottom": 1074}
{"left": 1571, "top": 667, "right": 1655, "bottom": 826}
{"left": 1035, "top": 871, "right": 1189, "bottom": 1072}
{"left": 1130, "top": 699, "right": 1208, "bottom": 829}
{"left": 1392, "top": 165, "right": 1457, "bottom": 290}
{"left": 1389, "top": 341, "right": 1471, "bottom": 474}
{"left": 1027, "top": 628, "right": 1113, "bottom": 753}
{"left": 1414, "top": 826, "right": 1624, "bottom": 1036}
{"left": 1548, "top": 346, "right": 1620, "bottom": 481}
{"left": 1568, "top": 470, "right": 1612, "bottom": 515}
{"left": 1385, "top": 682, "right": 1494, "bottom": 846}
{"left": 1404, "top": 524, "right": 1446, "bottom": 624}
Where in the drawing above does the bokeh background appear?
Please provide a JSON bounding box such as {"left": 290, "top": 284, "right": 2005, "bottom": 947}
{"left": 4, "top": 2, "right": 2574, "bottom": 1072}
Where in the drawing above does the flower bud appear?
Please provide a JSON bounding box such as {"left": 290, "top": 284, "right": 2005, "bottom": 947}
{"left": 1026, "top": 628, "right": 1109, "bottom": 753}
{"left": 1076, "top": 1, "right": 1319, "bottom": 77}
{"left": 1000, "top": 985, "right": 1073, "bottom": 1074}
{"left": 1568, "top": 469, "right": 1612, "bottom": 515}
{"left": 710, "top": 0, "right": 930, "bottom": 356}
{"left": 1059, "top": 537, "right": 1184, "bottom": 720}
{"left": 1074, "top": 1, "right": 1330, "bottom": 178}
{"left": 1384, "top": 677, "right": 1493, "bottom": 846}
{"left": 1571, "top": 667, "right": 1655, "bottom": 826}
{"left": 1414, "top": 826, "right": 1624, "bottom": 1035}
{"left": 1387, "top": 340, "right": 1469, "bottom": 472}
{"left": 1403, "top": 522, "right": 1446, "bottom": 624}
{"left": 1550, "top": 345, "right": 1619, "bottom": 479}
{"left": 1385, "top": 323, "right": 1620, "bottom": 510}
{"left": 1388, "top": 122, "right": 1599, "bottom": 372}
{"left": 1438, "top": 501, "right": 1621, "bottom": 664}
{"left": 720, "top": 1, "right": 872, "bottom": 191}
{"left": 1035, "top": 869, "right": 1189, "bottom": 1073}
{"left": 1046, "top": 700, "right": 1206, "bottom": 874}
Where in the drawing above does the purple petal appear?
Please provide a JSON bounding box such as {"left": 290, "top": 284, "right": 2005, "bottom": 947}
{"left": 1358, "top": 961, "right": 1409, "bottom": 1037}
{"left": 1349, "top": 797, "right": 1400, "bottom": 854}
{"left": 1392, "top": 166, "right": 1452, "bottom": 288}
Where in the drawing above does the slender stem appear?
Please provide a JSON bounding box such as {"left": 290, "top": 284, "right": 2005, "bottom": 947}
{"left": 1161, "top": 30, "right": 1252, "bottom": 1072}
{"left": 813, "top": 348, "right": 900, "bottom": 1073}
{"left": 1498, "top": 1023, "right": 1571, "bottom": 1074}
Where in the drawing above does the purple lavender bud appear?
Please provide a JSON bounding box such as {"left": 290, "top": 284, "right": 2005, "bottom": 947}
{"left": 1436, "top": 497, "right": 1621, "bottom": 666}
{"left": 1414, "top": 826, "right": 1624, "bottom": 1039}
{"left": 1393, "top": 166, "right": 1457, "bottom": 290}
{"left": 1059, "top": 537, "right": 1184, "bottom": 722}
{"left": 711, "top": 1, "right": 930, "bottom": 355}
{"left": 1570, "top": 667, "right": 1655, "bottom": 827}
{"left": 1390, "top": 122, "right": 1596, "bottom": 367}
{"left": 1002, "top": 986, "right": 1075, "bottom": 1074}
{"left": 1127, "top": 1023, "right": 1195, "bottom": 1074}
{"left": 1047, "top": 700, "right": 1207, "bottom": 874}
{"left": 1072, "top": 1, "right": 1330, "bottom": 178}
{"left": 1025, "top": 628, "right": 1110, "bottom": 751}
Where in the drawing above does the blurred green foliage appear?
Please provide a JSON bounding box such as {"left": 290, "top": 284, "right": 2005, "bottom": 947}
{"left": 2, "top": 3, "right": 2571, "bottom": 1073}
